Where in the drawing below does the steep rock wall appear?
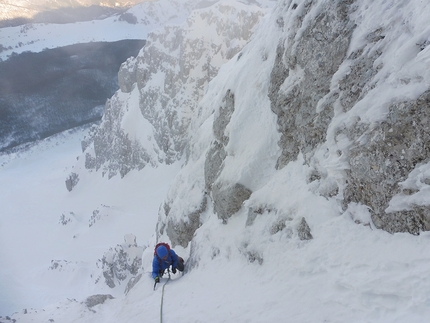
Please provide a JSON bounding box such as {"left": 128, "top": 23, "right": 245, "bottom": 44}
{"left": 265, "top": 0, "right": 430, "bottom": 235}
{"left": 157, "top": 0, "right": 430, "bottom": 257}
{"left": 73, "top": 1, "right": 270, "bottom": 182}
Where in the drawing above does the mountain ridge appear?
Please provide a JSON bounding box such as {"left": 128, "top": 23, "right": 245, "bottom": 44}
{"left": 0, "top": 0, "right": 143, "bottom": 23}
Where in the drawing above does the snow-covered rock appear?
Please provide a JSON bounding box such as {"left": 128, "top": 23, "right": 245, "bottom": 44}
{"left": 97, "top": 234, "right": 144, "bottom": 288}
{"left": 155, "top": 0, "right": 430, "bottom": 257}
{"left": 75, "top": 0, "right": 272, "bottom": 180}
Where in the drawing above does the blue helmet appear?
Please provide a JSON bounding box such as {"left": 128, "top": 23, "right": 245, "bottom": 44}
{"left": 156, "top": 245, "right": 168, "bottom": 258}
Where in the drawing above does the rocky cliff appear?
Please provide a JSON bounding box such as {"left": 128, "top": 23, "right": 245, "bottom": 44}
{"left": 73, "top": 0, "right": 272, "bottom": 180}
{"left": 72, "top": 0, "right": 430, "bottom": 271}
{"left": 153, "top": 0, "right": 430, "bottom": 260}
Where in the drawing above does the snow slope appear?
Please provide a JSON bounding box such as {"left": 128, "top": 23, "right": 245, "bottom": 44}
{"left": 0, "top": 127, "right": 181, "bottom": 315}
{"left": 75, "top": 0, "right": 272, "bottom": 179}
{"left": 2, "top": 128, "right": 430, "bottom": 323}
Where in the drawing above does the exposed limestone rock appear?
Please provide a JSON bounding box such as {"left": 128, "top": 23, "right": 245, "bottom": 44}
{"left": 166, "top": 195, "right": 207, "bottom": 248}
{"left": 213, "top": 89, "right": 235, "bottom": 145}
{"left": 65, "top": 172, "right": 79, "bottom": 192}
{"left": 338, "top": 49, "right": 383, "bottom": 112}
{"left": 49, "top": 259, "right": 78, "bottom": 271}
{"left": 204, "top": 141, "right": 227, "bottom": 190}
{"left": 59, "top": 212, "right": 75, "bottom": 225}
{"left": 268, "top": 42, "right": 289, "bottom": 109}
{"left": 343, "top": 90, "right": 430, "bottom": 234}
{"left": 246, "top": 250, "right": 264, "bottom": 265}
{"left": 159, "top": 88, "right": 241, "bottom": 245}
{"left": 206, "top": 89, "right": 255, "bottom": 223}
{"left": 118, "top": 56, "right": 138, "bottom": 93}
{"left": 297, "top": 217, "right": 313, "bottom": 240}
{"left": 213, "top": 182, "right": 252, "bottom": 223}
{"left": 269, "top": 0, "right": 355, "bottom": 168}
{"left": 270, "top": 218, "right": 287, "bottom": 235}
{"left": 135, "top": 4, "right": 265, "bottom": 165}
{"left": 204, "top": 89, "right": 235, "bottom": 190}
{"left": 85, "top": 294, "right": 114, "bottom": 308}
{"left": 263, "top": 0, "right": 430, "bottom": 235}
{"left": 81, "top": 124, "right": 98, "bottom": 153}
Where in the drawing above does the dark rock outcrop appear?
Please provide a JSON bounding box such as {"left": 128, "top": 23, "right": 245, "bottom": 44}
{"left": 297, "top": 217, "right": 313, "bottom": 240}
{"left": 85, "top": 294, "right": 114, "bottom": 308}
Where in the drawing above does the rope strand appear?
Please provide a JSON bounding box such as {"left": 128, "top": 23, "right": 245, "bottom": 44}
{"left": 159, "top": 270, "right": 171, "bottom": 323}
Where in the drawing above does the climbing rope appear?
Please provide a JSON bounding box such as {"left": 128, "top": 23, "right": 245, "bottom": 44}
{"left": 159, "top": 270, "right": 171, "bottom": 323}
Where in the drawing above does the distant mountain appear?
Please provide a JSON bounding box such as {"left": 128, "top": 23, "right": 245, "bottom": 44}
{"left": 0, "top": 0, "right": 220, "bottom": 151}
{"left": 0, "top": 0, "right": 145, "bottom": 25}
{"left": 0, "top": 0, "right": 215, "bottom": 60}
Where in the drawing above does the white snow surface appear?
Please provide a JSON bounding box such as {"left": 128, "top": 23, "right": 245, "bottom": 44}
{"left": 2, "top": 0, "right": 430, "bottom": 322}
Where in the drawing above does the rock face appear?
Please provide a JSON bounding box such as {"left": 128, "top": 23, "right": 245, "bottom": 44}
{"left": 269, "top": 0, "right": 355, "bottom": 168}
{"left": 344, "top": 90, "right": 430, "bottom": 234}
{"left": 297, "top": 217, "right": 313, "bottom": 241}
{"left": 71, "top": 0, "right": 430, "bottom": 263}
{"left": 164, "top": 195, "right": 207, "bottom": 248}
{"left": 263, "top": 0, "right": 430, "bottom": 235}
{"left": 74, "top": 1, "right": 269, "bottom": 182}
{"left": 205, "top": 89, "right": 253, "bottom": 223}
{"left": 65, "top": 172, "right": 79, "bottom": 192}
{"left": 155, "top": 0, "right": 430, "bottom": 258}
{"left": 213, "top": 182, "right": 252, "bottom": 223}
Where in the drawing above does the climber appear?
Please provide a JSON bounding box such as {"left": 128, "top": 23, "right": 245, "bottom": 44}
{"left": 152, "top": 243, "right": 185, "bottom": 284}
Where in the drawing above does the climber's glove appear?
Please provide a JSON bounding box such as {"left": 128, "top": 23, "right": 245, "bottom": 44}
{"left": 172, "top": 267, "right": 177, "bottom": 274}
{"left": 155, "top": 276, "right": 160, "bottom": 283}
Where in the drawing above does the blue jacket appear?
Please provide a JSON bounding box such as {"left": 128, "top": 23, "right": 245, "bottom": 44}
{"left": 152, "top": 249, "right": 179, "bottom": 279}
